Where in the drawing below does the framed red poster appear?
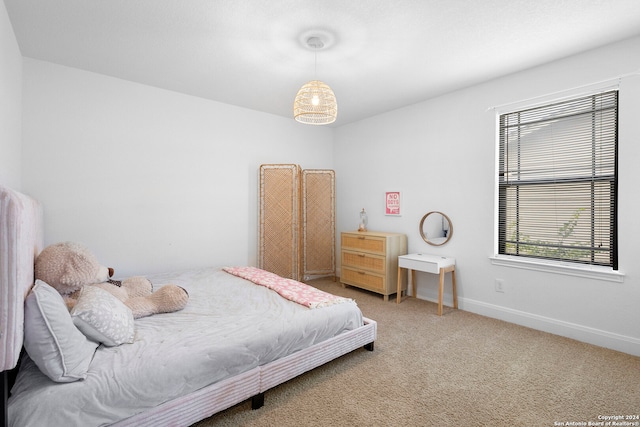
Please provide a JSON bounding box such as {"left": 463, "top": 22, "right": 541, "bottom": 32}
{"left": 385, "top": 191, "right": 401, "bottom": 216}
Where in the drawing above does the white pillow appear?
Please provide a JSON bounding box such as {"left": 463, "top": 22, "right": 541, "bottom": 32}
{"left": 70, "top": 286, "right": 135, "bottom": 347}
{"left": 23, "top": 280, "right": 98, "bottom": 382}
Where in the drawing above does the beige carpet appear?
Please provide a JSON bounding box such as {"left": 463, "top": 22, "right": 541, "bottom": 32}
{"left": 193, "top": 278, "right": 640, "bottom": 427}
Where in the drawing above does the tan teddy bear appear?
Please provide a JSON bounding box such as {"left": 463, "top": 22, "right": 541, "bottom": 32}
{"left": 34, "top": 241, "right": 188, "bottom": 319}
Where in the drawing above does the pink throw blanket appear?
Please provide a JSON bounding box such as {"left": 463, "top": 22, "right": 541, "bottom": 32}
{"left": 222, "top": 266, "right": 350, "bottom": 309}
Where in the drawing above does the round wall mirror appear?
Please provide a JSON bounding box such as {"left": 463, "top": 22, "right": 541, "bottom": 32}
{"left": 419, "top": 211, "right": 453, "bottom": 246}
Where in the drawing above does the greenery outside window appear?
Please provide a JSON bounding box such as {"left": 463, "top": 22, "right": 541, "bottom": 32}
{"left": 498, "top": 90, "right": 618, "bottom": 269}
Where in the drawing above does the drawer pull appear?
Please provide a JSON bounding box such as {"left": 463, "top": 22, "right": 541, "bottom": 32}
{"left": 358, "top": 254, "right": 365, "bottom": 257}
{"left": 358, "top": 236, "right": 365, "bottom": 240}
{"left": 358, "top": 271, "right": 366, "bottom": 275}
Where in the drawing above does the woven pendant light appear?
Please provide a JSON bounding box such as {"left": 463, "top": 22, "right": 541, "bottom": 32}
{"left": 293, "top": 36, "right": 337, "bottom": 125}
{"left": 294, "top": 80, "right": 337, "bottom": 125}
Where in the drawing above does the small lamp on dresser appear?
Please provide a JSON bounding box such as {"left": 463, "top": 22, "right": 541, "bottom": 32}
{"left": 358, "top": 208, "right": 368, "bottom": 232}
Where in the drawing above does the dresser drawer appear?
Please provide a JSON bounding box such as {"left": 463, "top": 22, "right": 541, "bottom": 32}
{"left": 341, "top": 267, "right": 385, "bottom": 292}
{"left": 341, "top": 233, "right": 386, "bottom": 254}
{"left": 341, "top": 250, "right": 386, "bottom": 274}
{"left": 340, "top": 231, "right": 407, "bottom": 301}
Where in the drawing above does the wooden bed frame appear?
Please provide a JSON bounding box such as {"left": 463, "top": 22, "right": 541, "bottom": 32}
{"left": 0, "top": 185, "right": 376, "bottom": 426}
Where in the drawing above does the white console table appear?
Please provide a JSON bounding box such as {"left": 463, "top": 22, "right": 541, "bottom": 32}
{"left": 396, "top": 253, "right": 457, "bottom": 316}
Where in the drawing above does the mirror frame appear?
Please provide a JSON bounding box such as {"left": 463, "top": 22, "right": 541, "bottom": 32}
{"left": 419, "top": 211, "right": 453, "bottom": 246}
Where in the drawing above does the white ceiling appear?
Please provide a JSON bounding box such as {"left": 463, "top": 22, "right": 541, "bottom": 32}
{"left": 5, "top": 0, "right": 640, "bottom": 126}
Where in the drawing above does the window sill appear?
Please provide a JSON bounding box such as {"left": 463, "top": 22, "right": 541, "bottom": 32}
{"left": 490, "top": 255, "right": 625, "bottom": 283}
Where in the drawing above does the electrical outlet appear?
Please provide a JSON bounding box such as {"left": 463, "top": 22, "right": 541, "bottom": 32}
{"left": 495, "top": 279, "right": 505, "bottom": 293}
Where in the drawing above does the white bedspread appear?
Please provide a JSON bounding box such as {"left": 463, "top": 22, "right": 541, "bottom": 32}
{"left": 8, "top": 268, "right": 363, "bottom": 426}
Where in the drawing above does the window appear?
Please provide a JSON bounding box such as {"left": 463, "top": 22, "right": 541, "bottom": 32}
{"left": 498, "top": 90, "right": 618, "bottom": 269}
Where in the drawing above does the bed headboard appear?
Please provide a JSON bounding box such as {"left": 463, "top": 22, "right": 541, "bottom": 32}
{"left": 0, "top": 186, "right": 43, "bottom": 372}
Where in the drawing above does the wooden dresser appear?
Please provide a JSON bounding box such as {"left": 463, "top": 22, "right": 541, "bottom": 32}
{"left": 340, "top": 231, "right": 407, "bottom": 301}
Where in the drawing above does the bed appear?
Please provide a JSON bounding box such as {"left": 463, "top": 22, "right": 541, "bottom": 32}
{"left": 0, "top": 185, "right": 376, "bottom": 427}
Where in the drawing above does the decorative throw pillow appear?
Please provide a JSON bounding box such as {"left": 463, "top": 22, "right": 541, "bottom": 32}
{"left": 70, "top": 286, "right": 135, "bottom": 347}
{"left": 23, "top": 280, "right": 98, "bottom": 382}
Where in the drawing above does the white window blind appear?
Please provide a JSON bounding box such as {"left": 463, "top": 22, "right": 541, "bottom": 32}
{"left": 498, "top": 90, "right": 618, "bottom": 269}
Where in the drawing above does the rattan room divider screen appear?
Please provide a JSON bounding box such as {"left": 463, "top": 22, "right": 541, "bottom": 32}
{"left": 301, "top": 169, "right": 336, "bottom": 279}
{"left": 259, "top": 164, "right": 335, "bottom": 281}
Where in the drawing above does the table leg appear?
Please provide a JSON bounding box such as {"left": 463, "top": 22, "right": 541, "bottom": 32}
{"left": 411, "top": 270, "right": 416, "bottom": 299}
{"left": 438, "top": 268, "right": 445, "bottom": 316}
{"left": 452, "top": 268, "right": 458, "bottom": 309}
{"left": 396, "top": 266, "right": 403, "bottom": 304}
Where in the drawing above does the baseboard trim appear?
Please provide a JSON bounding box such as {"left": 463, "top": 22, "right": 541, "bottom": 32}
{"left": 458, "top": 297, "right": 640, "bottom": 357}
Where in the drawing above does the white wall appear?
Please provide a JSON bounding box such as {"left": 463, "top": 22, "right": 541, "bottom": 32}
{"left": 0, "top": 1, "right": 22, "bottom": 189}
{"left": 21, "top": 59, "right": 333, "bottom": 277}
{"left": 334, "top": 36, "right": 640, "bottom": 356}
